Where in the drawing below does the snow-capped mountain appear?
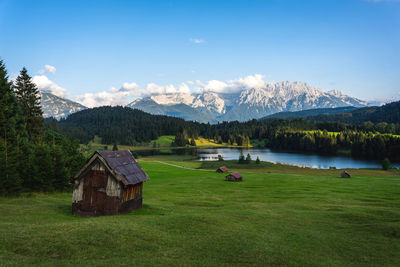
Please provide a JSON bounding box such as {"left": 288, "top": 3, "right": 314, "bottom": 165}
{"left": 40, "top": 91, "right": 87, "bottom": 119}
{"left": 127, "top": 81, "right": 369, "bottom": 122}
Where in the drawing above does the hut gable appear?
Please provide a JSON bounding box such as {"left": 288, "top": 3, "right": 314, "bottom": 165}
{"left": 72, "top": 150, "right": 149, "bottom": 216}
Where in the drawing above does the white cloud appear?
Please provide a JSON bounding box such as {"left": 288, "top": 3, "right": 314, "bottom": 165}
{"left": 32, "top": 75, "right": 68, "bottom": 98}
{"left": 33, "top": 71, "right": 271, "bottom": 108}
{"left": 189, "top": 38, "right": 205, "bottom": 44}
{"left": 75, "top": 82, "right": 143, "bottom": 108}
{"left": 200, "top": 74, "right": 267, "bottom": 93}
{"left": 203, "top": 80, "right": 228, "bottom": 93}
{"left": 39, "top": 64, "right": 56, "bottom": 75}
{"left": 120, "top": 82, "right": 139, "bottom": 92}
{"left": 231, "top": 74, "right": 267, "bottom": 90}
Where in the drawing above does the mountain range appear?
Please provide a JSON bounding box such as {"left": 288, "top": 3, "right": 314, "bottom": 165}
{"left": 40, "top": 91, "right": 86, "bottom": 119}
{"left": 127, "top": 81, "right": 368, "bottom": 122}
{"left": 40, "top": 81, "right": 369, "bottom": 122}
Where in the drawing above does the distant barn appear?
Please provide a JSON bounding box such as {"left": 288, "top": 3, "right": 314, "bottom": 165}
{"left": 341, "top": 171, "right": 351, "bottom": 178}
{"left": 225, "top": 172, "right": 243, "bottom": 182}
{"left": 72, "top": 150, "right": 149, "bottom": 216}
{"left": 217, "top": 166, "right": 229, "bottom": 173}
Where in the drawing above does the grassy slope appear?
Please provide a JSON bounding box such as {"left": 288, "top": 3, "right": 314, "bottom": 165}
{"left": 150, "top": 135, "right": 175, "bottom": 147}
{"left": 1, "top": 161, "right": 400, "bottom": 266}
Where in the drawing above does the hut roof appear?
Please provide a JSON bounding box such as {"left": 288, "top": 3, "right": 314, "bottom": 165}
{"left": 229, "top": 172, "right": 242, "bottom": 179}
{"left": 74, "top": 150, "right": 149, "bottom": 186}
{"left": 218, "top": 166, "right": 229, "bottom": 172}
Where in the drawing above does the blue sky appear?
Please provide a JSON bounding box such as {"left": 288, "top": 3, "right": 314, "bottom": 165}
{"left": 0, "top": 0, "right": 399, "bottom": 106}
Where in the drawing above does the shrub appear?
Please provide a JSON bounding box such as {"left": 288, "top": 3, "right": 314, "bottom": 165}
{"left": 382, "top": 158, "right": 391, "bottom": 170}
{"left": 245, "top": 153, "right": 251, "bottom": 164}
{"left": 256, "top": 156, "right": 260, "bottom": 164}
{"left": 238, "top": 153, "right": 245, "bottom": 164}
{"left": 218, "top": 154, "right": 224, "bottom": 161}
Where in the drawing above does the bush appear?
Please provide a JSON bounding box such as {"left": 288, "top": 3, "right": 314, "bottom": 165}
{"left": 255, "top": 156, "right": 260, "bottom": 164}
{"left": 218, "top": 154, "right": 224, "bottom": 161}
{"left": 245, "top": 153, "right": 251, "bottom": 164}
{"left": 238, "top": 153, "right": 245, "bottom": 164}
{"left": 382, "top": 158, "right": 391, "bottom": 170}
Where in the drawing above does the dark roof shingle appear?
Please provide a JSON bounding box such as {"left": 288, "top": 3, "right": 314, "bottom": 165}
{"left": 97, "top": 150, "right": 149, "bottom": 185}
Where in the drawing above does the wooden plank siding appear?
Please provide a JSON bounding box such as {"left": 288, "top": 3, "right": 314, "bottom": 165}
{"left": 123, "top": 182, "right": 143, "bottom": 202}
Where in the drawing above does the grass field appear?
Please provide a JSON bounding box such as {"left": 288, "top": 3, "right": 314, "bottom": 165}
{"left": 1, "top": 159, "right": 400, "bottom": 266}
{"left": 0, "top": 158, "right": 400, "bottom": 266}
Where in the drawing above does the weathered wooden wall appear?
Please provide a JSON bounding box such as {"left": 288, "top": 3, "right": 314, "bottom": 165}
{"left": 72, "top": 159, "right": 126, "bottom": 216}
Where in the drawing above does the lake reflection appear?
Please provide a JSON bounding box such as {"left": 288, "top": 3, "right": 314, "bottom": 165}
{"left": 198, "top": 148, "right": 400, "bottom": 169}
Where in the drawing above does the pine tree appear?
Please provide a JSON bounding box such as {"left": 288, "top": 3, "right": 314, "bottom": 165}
{"left": 190, "top": 138, "right": 196, "bottom": 146}
{"left": 245, "top": 153, "right": 251, "bottom": 164}
{"left": 0, "top": 60, "right": 23, "bottom": 195}
{"left": 112, "top": 143, "right": 118, "bottom": 151}
{"left": 255, "top": 156, "right": 261, "bottom": 164}
{"left": 14, "top": 67, "right": 44, "bottom": 143}
{"left": 382, "top": 158, "right": 391, "bottom": 170}
{"left": 238, "top": 152, "right": 245, "bottom": 164}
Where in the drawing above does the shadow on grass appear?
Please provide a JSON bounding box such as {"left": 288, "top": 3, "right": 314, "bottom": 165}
{"left": 52, "top": 202, "right": 166, "bottom": 217}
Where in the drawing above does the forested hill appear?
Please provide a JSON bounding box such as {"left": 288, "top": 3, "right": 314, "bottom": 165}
{"left": 304, "top": 101, "right": 400, "bottom": 124}
{"left": 262, "top": 106, "right": 358, "bottom": 120}
{"left": 57, "top": 106, "right": 201, "bottom": 145}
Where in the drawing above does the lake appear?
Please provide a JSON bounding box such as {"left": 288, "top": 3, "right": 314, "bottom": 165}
{"left": 198, "top": 148, "right": 400, "bottom": 169}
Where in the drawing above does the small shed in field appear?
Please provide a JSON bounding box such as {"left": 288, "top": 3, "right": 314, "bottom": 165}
{"left": 217, "top": 166, "right": 229, "bottom": 173}
{"left": 225, "top": 172, "right": 243, "bottom": 182}
{"left": 72, "top": 150, "right": 149, "bottom": 216}
{"left": 341, "top": 171, "right": 351, "bottom": 178}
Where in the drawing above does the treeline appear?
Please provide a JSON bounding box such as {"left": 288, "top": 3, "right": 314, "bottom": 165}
{"left": 269, "top": 130, "right": 400, "bottom": 161}
{"left": 304, "top": 102, "right": 400, "bottom": 125}
{"left": 0, "top": 60, "right": 85, "bottom": 196}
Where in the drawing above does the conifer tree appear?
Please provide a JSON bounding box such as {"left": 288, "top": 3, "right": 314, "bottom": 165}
{"left": 0, "top": 60, "right": 23, "bottom": 195}
{"left": 14, "top": 67, "right": 44, "bottom": 142}
{"left": 245, "top": 153, "right": 252, "bottom": 163}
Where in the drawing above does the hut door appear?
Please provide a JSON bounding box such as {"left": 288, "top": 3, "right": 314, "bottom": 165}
{"left": 82, "top": 170, "right": 108, "bottom": 214}
{"left": 91, "top": 170, "right": 108, "bottom": 214}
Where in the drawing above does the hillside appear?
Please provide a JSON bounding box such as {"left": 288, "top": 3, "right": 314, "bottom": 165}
{"left": 305, "top": 101, "right": 400, "bottom": 124}
{"left": 57, "top": 106, "right": 200, "bottom": 145}
{"left": 262, "top": 106, "right": 358, "bottom": 120}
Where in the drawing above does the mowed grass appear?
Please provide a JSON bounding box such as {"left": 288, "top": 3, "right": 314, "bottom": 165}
{"left": 150, "top": 135, "right": 175, "bottom": 147}
{"left": 1, "top": 161, "right": 400, "bottom": 266}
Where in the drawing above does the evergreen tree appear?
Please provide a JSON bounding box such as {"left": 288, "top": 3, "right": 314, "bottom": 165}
{"left": 13, "top": 67, "right": 44, "bottom": 142}
{"left": 51, "top": 146, "right": 68, "bottom": 191}
{"left": 0, "top": 60, "right": 23, "bottom": 195}
{"left": 174, "top": 132, "right": 187, "bottom": 146}
{"left": 190, "top": 138, "right": 196, "bottom": 146}
{"left": 238, "top": 152, "right": 245, "bottom": 164}
{"left": 32, "top": 143, "right": 54, "bottom": 191}
{"left": 255, "top": 156, "right": 261, "bottom": 164}
{"left": 112, "top": 143, "right": 118, "bottom": 151}
{"left": 245, "top": 153, "right": 251, "bottom": 164}
{"left": 382, "top": 158, "right": 391, "bottom": 170}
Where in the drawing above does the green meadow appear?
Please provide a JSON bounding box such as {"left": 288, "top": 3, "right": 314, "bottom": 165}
{"left": 1, "top": 160, "right": 400, "bottom": 266}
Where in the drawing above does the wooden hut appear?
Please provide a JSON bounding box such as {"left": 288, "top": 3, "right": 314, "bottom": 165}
{"left": 72, "top": 150, "right": 149, "bottom": 216}
{"left": 225, "top": 172, "right": 243, "bottom": 182}
{"left": 217, "top": 166, "right": 229, "bottom": 173}
{"left": 341, "top": 171, "right": 351, "bottom": 178}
